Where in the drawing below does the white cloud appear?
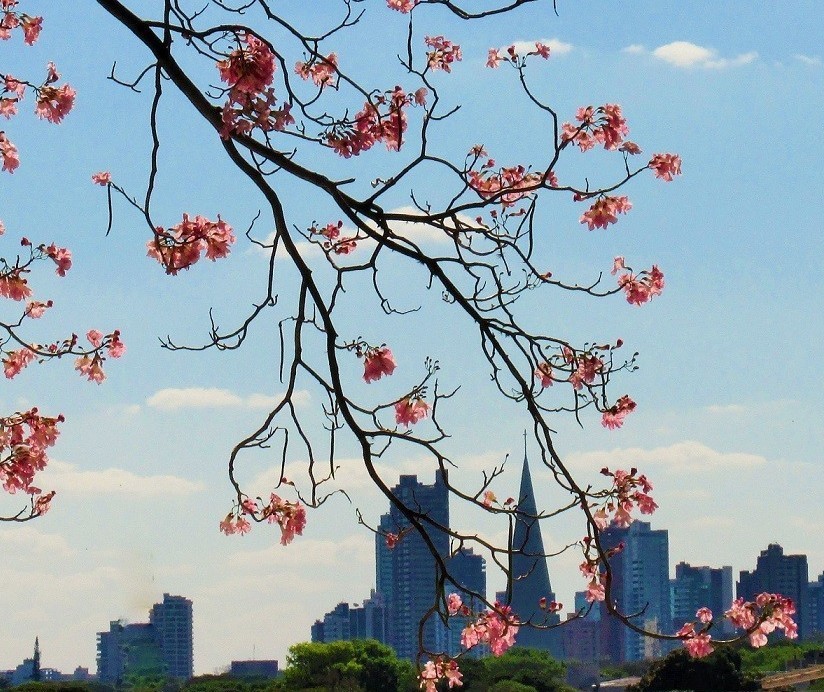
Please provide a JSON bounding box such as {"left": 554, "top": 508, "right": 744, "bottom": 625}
{"left": 41, "top": 460, "right": 204, "bottom": 496}
{"left": 507, "top": 38, "right": 573, "bottom": 56}
{"left": 794, "top": 53, "right": 822, "bottom": 66}
{"left": 0, "top": 526, "right": 74, "bottom": 556}
{"left": 384, "top": 206, "right": 478, "bottom": 245}
{"left": 704, "top": 403, "right": 747, "bottom": 414}
{"left": 622, "top": 44, "right": 646, "bottom": 55}
{"left": 566, "top": 440, "right": 767, "bottom": 474}
{"left": 146, "top": 387, "right": 308, "bottom": 411}
{"left": 646, "top": 41, "right": 757, "bottom": 69}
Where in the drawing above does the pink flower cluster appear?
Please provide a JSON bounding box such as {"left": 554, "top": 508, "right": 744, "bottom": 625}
{"left": 386, "top": 0, "right": 418, "bottom": 12}
{"left": 561, "top": 104, "right": 629, "bottom": 152}
{"left": 295, "top": 53, "right": 338, "bottom": 88}
{"left": 677, "top": 593, "right": 797, "bottom": 658}
{"left": 326, "top": 86, "right": 414, "bottom": 157}
{"left": 419, "top": 658, "right": 463, "bottom": 691}
{"left": 460, "top": 601, "right": 520, "bottom": 655}
{"left": 1, "top": 61, "right": 75, "bottom": 173}
{"left": 615, "top": 263, "right": 665, "bottom": 307}
{"left": 425, "top": 36, "right": 462, "bottom": 73}
{"left": 727, "top": 593, "right": 798, "bottom": 647}
{"left": 592, "top": 466, "right": 656, "bottom": 529}
{"left": 74, "top": 329, "right": 126, "bottom": 384}
{"left": 0, "top": 408, "right": 62, "bottom": 499}
{"left": 35, "top": 81, "right": 75, "bottom": 124}
{"left": 362, "top": 346, "right": 396, "bottom": 383}
{"left": 649, "top": 153, "right": 682, "bottom": 181}
{"left": 216, "top": 34, "right": 293, "bottom": 138}
{"left": 567, "top": 350, "right": 603, "bottom": 390}
{"left": 600, "top": 394, "right": 637, "bottom": 430}
{"left": 579, "top": 559, "right": 606, "bottom": 603}
{"left": 467, "top": 156, "right": 553, "bottom": 208}
{"left": 308, "top": 220, "right": 360, "bottom": 255}
{"left": 579, "top": 195, "right": 632, "bottom": 230}
{"left": 395, "top": 395, "right": 429, "bottom": 427}
{"left": 486, "top": 42, "right": 551, "bottom": 68}
{"left": 0, "top": 2, "right": 42, "bottom": 44}
{"left": 221, "top": 493, "right": 307, "bottom": 545}
{"left": 147, "top": 213, "right": 236, "bottom": 274}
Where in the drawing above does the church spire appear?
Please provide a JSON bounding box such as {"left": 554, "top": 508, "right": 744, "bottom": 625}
{"left": 508, "top": 437, "right": 563, "bottom": 657}
{"left": 32, "top": 636, "right": 41, "bottom": 682}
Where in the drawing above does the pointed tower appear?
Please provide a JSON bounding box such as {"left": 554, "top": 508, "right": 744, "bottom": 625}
{"left": 32, "top": 637, "right": 41, "bottom": 682}
{"left": 508, "top": 437, "right": 563, "bottom": 658}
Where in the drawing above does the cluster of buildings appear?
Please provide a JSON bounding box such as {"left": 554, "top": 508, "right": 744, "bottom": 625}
{"left": 310, "top": 448, "right": 824, "bottom": 664}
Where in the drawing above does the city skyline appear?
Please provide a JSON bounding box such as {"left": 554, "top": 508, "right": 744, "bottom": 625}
{"left": 1, "top": 0, "right": 823, "bottom": 675}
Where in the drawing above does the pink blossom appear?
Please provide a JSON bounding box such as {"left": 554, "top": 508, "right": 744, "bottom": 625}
{"left": 683, "top": 632, "right": 714, "bottom": 658}
{"left": 33, "top": 489, "right": 54, "bottom": 515}
{"left": 585, "top": 579, "right": 605, "bottom": 603}
{"left": 363, "top": 346, "right": 396, "bottom": 383}
{"left": 295, "top": 53, "right": 338, "bottom": 88}
{"left": 425, "top": 36, "right": 462, "bottom": 73}
{"left": 107, "top": 330, "right": 126, "bottom": 358}
{"left": 0, "top": 270, "right": 31, "bottom": 300}
{"left": 447, "top": 593, "right": 462, "bottom": 616}
{"left": 20, "top": 14, "right": 41, "bottom": 44}
{"left": 332, "top": 237, "right": 357, "bottom": 255}
{"left": 3, "top": 348, "right": 36, "bottom": 379}
{"left": 601, "top": 394, "right": 637, "bottom": 429}
{"left": 74, "top": 354, "right": 105, "bottom": 383}
{"left": 534, "top": 42, "right": 551, "bottom": 59}
{"left": 263, "top": 494, "right": 307, "bottom": 545}
{"left": 25, "top": 300, "right": 51, "bottom": 318}
{"left": 611, "top": 256, "right": 626, "bottom": 275}
{"left": 147, "top": 214, "right": 236, "bottom": 274}
{"left": 216, "top": 34, "right": 275, "bottom": 96}
{"left": 92, "top": 171, "right": 111, "bottom": 186}
{"left": 0, "top": 97, "right": 18, "bottom": 118}
{"left": 395, "top": 396, "right": 429, "bottom": 427}
{"left": 534, "top": 362, "right": 553, "bottom": 388}
{"left": 386, "top": 0, "right": 417, "bottom": 12}
{"left": 482, "top": 490, "right": 496, "bottom": 507}
{"left": 696, "top": 607, "right": 713, "bottom": 623}
{"left": 461, "top": 604, "right": 519, "bottom": 656}
{"left": 46, "top": 244, "right": 72, "bottom": 276}
{"left": 649, "top": 153, "right": 682, "bottom": 181}
{"left": 619, "top": 141, "right": 642, "bottom": 155}
{"left": 86, "top": 329, "right": 104, "bottom": 348}
{"left": 35, "top": 83, "right": 75, "bottom": 124}
{"left": 579, "top": 195, "right": 632, "bottom": 230}
{"left": 413, "top": 87, "right": 427, "bottom": 106}
{"left": 0, "top": 132, "right": 19, "bottom": 173}
{"left": 486, "top": 48, "right": 502, "bottom": 68}
{"left": 385, "top": 532, "right": 399, "bottom": 549}
{"left": 562, "top": 103, "right": 629, "bottom": 151}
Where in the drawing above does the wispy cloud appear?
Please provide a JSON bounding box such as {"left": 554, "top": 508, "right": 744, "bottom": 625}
{"left": 794, "top": 53, "right": 822, "bottom": 66}
{"left": 146, "top": 387, "right": 309, "bottom": 411}
{"left": 41, "top": 461, "right": 204, "bottom": 496}
{"left": 704, "top": 403, "right": 747, "bottom": 415}
{"left": 567, "top": 440, "right": 767, "bottom": 474}
{"left": 507, "top": 38, "right": 573, "bottom": 56}
{"left": 627, "top": 41, "right": 758, "bottom": 69}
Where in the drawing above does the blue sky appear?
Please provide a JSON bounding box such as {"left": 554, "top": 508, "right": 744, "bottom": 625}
{"left": 1, "top": 0, "right": 823, "bottom": 675}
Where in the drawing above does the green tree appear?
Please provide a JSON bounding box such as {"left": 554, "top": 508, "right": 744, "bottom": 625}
{"left": 629, "top": 648, "right": 759, "bottom": 691}
{"left": 481, "top": 649, "right": 569, "bottom": 692}
{"left": 280, "top": 640, "right": 409, "bottom": 692}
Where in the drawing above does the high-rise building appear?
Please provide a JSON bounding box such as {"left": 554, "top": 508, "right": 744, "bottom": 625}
{"left": 598, "top": 521, "right": 671, "bottom": 663}
{"left": 97, "top": 594, "right": 193, "bottom": 683}
{"left": 671, "top": 562, "right": 734, "bottom": 636}
{"left": 310, "top": 591, "right": 389, "bottom": 645}
{"left": 738, "top": 543, "right": 810, "bottom": 639}
{"left": 442, "top": 547, "right": 487, "bottom": 657}
{"left": 504, "top": 448, "right": 562, "bottom": 659}
{"left": 375, "top": 471, "right": 450, "bottom": 659}
{"left": 809, "top": 571, "right": 824, "bottom": 638}
{"left": 150, "top": 594, "right": 194, "bottom": 679}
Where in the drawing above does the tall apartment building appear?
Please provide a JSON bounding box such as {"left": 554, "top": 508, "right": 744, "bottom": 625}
{"left": 671, "top": 562, "right": 734, "bottom": 636}
{"left": 375, "top": 471, "right": 450, "bottom": 659}
{"left": 738, "top": 543, "right": 810, "bottom": 639}
{"left": 442, "top": 547, "right": 487, "bottom": 657}
{"left": 310, "top": 591, "right": 389, "bottom": 645}
{"left": 599, "top": 521, "right": 671, "bottom": 663}
{"left": 97, "top": 594, "right": 193, "bottom": 683}
{"left": 504, "top": 450, "right": 562, "bottom": 659}
{"left": 150, "top": 594, "right": 194, "bottom": 679}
